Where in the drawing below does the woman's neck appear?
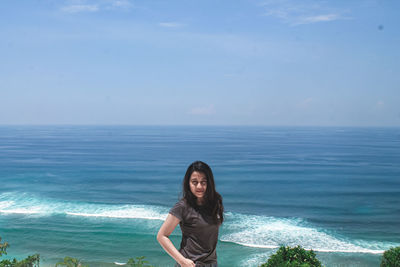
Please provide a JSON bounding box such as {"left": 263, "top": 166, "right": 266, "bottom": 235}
{"left": 196, "top": 197, "right": 205, "bottom": 206}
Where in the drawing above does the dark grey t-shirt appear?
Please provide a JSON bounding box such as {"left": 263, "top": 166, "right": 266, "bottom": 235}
{"left": 169, "top": 199, "right": 219, "bottom": 265}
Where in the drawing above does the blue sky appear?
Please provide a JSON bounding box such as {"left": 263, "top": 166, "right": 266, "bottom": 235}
{"left": 1, "top": 0, "right": 399, "bottom": 126}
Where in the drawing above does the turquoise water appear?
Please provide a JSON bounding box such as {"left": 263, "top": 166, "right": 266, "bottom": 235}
{"left": 0, "top": 126, "right": 399, "bottom": 266}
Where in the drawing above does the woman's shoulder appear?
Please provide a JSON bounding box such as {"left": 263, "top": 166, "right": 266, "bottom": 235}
{"left": 174, "top": 198, "right": 186, "bottom": 207}
{"left": 169, "top": 198, "right": 190, "bottom": 221}
{"left": 171, "top": 198, "right": 192, "bottom": 212}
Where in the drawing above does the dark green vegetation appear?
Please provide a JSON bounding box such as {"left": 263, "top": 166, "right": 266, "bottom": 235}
{"left": 0, "top": 254, "right": 40, "bottom": 267}
{"left": 259, "top": 246, "right": 322, "bottom": 267}
{"left": 381, "top": 247, "right": 400, "bottom": 267}
{"left": 125, "top": 256, "right": 154, "bottom": 267}
{"left": 1, "top": 237, "right": 40, "bottom": 267}
{"left": 55, "top": 257, "right": 88, "bottom": 267}
{"left": 2, "top": 236, "right": 400, "bottom": 266}
{"left": 0, "top": 238, "right": 153, "bottom": 267}
{"left": 0, "top": 238, "right": 9, "bottom": 257}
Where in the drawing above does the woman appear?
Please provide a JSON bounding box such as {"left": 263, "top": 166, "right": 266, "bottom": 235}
{"left": 157, "top": 161, "right": 224, "bottom": 267}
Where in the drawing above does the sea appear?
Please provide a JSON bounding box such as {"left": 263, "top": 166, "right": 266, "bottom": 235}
{"left": 0, "top": 126, "right": 399, "bottom": 267}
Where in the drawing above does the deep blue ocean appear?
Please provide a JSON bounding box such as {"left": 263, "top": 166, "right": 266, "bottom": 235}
{"left": 0, "top": 126, "right": 399, "bottom": 266}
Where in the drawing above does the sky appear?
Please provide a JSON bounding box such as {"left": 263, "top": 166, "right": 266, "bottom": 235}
{"left": 1, "top": 0, "right": 399, "bottom": 126}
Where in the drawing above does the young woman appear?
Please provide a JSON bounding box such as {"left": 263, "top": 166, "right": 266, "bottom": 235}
{"left": 157, "top": 161, "right": 224, "bottom": 267}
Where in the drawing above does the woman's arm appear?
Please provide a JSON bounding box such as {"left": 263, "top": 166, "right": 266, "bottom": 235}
{"left": 157, "top": 214, "right": 195, "bottom": 267}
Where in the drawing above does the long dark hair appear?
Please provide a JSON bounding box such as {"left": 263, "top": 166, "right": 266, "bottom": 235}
{"left": 182, "top": 161, "right": 224, "bottom": 225}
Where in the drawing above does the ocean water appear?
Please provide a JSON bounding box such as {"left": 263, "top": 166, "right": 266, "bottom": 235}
{"left": 0, "top": 126, "right": 399, "bottom": 267}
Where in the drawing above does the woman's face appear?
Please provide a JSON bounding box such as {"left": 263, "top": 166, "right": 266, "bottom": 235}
{"left": 189, "top": 171, "right": 207, "bottom": 201}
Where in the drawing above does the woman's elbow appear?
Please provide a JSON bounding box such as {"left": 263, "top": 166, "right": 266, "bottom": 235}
{"left": 156, "top": 230, "right": 165, "bottom": 242}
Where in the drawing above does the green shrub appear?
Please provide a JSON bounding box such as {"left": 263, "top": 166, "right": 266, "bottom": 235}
{"left": 259, "top": 246, "right": 322, "bottom": 267}
{"left": 55, "top": 256, "right": 88, "bottom": 267}
{"left": 0, "top": 254, "right": 40, "bottom": 267}
{"left": 0, "top": 237, "right": 40, "bottom": 267}
{"left": 381, "top": 246, "right": 400, "bottom": 267}
{"left": 125, "top": 256, "right": 153, "bottom": 267}
{"left": 0, "top": 238, "right": 9, "bottom": 257}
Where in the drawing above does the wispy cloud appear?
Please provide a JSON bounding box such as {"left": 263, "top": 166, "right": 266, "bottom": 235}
{"left": 109, "top": 0, "right": 133, "bottom": 10}
{"left": 61, "top": 4, "right": 99, "bottom": 13}
{"left": 159, "top": 22, "right": 183, "bottom": 28}
{"left": 298, "top": 97, "right": 314, "bottom": 109}
{"left": 260, "top": 0, "right": 348, "bottom": 25}
{"left": 61, "top": 0, "right": 132, "bottom": 13}
{"left": 189, "top": 105, "right": 216, "bottom": 115}
{"left": 302, "top": 14, "right": 340, "bottom": 23}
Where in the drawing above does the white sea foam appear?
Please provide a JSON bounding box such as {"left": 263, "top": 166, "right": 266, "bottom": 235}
{"left": 239, "top": 253, "right": 271, "bottom": 267}
{"left": 65, "top": 205, "right": 167, "bottom": 220}
{"left": 220, "top": 212, "right": 389, "bottom": 254}
{"left": 0, "top": 192, "right": 396, "bottom": 255}
{"left": 0, "top": 208, "right": 41, "bottom": 214}
{"left": 0, "top": 192, "right": 168, "bottom": 220}
{"left": 0, "top": 201, "right": 14, "bottom": 209}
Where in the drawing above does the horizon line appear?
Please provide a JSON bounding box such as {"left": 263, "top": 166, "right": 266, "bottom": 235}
{"left": 0, "top": 124, "right": 399, "bottom": 128}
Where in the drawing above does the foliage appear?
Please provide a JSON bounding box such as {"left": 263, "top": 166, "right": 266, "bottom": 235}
{"left": 0, "top": 238, "right": 9, "bottom": 257}
{"left": 259, "top": 246, "right": 322, "bottom": 267}
{"left": 0, "top": 237, "right": 154, "bottom": 267}
{"left": 381, "top": 246, "right": 400, "bottom": 267}
{"left": 0, "top": 237, "right": 39, "bottom": 267}
{"left": 125, "top": 256, "right": 153, "bottom": 267}
{"left": 55, "top": 257, "right": 88, "bottom": 267}
{"left": 0, "top": 254, "right": 40, "bottom": 267}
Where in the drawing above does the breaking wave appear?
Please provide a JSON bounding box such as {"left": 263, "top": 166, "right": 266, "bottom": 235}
{"left": 1, "top": 192, "right": 396, "bottom": 254}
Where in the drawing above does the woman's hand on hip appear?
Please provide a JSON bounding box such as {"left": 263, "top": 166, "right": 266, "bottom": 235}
{"left": 179, "top": 258, "right": 195, "bottom": 267}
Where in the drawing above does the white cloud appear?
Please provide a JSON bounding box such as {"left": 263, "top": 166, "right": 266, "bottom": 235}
{"left": 110, "top": 0, "right": 132, "bottom": 9}
{"left": 61, "top": 0, "right": 133, "bottom": 13}
{"left": 189, "top": 105, "right": 216, "bottom": 115}
{"left": 260, "top": 0, "right": 348, "bottom": 25}
{"left": 159, "top": 22, "right": 183, "bottom": 28}
{"left": 297, "top": 14, "right": 341, "bottom": 24}
{"left": 61, "top": 4, "right": 99, "bottom": 13}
